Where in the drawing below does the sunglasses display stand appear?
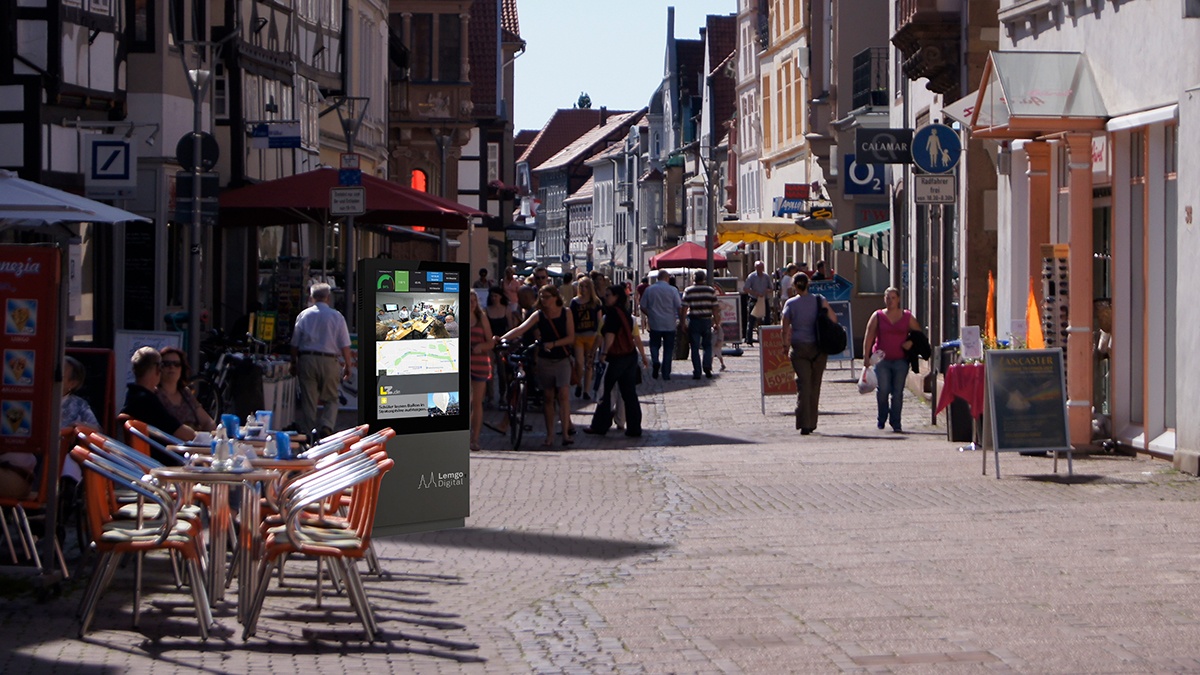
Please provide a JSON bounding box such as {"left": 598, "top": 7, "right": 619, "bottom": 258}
{"left": 1040, "top": 244, "right": 1071, "bottom": 361}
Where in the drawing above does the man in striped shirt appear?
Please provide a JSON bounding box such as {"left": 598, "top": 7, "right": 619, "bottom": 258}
{"left": 682, "top": 270, "right": 720, "bottom": 379}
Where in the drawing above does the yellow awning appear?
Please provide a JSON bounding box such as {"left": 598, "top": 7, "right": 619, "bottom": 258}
{"left": 717, "top": 217, "right": 833, "bottom": 245}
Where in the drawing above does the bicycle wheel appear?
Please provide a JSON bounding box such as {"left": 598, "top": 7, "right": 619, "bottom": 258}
{"left": 508, "top": 379, "right": 527, "bottom": 451}
{"left": 192, "top": 376, "right": 221, "bottom": 419}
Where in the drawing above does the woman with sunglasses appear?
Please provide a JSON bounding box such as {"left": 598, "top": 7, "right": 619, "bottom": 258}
{"left": 155, "top": 346, "right": 217, "bottom": 432}
{"left": 500, "top": 284, "right": 576, "bottom": 447}
{"left": 862, "top": 287, "right": 922, "bottom": 433}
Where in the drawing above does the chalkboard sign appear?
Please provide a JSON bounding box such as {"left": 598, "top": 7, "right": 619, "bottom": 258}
{"left": 985, "top": 349, "right": 1070, "bottom": 453}
{"left": 123, "top": 222, "right": 156, "bottom": 330}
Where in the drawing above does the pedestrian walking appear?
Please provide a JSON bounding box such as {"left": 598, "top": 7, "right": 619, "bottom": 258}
{"left": 780, "top": 273, "right": 838, "bottom": 434}
{"left": 570, "top": 276, "right": 602, "bottom": 399}
{"left": 743, "top": 260, "right": 772, "bottom": 343}
{"left": 639, "top": 269, "right": 682, "bottom": 380}
{"left": 862, "top": 287, "right": 922, "bottom": 433}
{"left": 289, "top": 282, "right": 353, "bottom": 439}
{"left": 583, "top": 284, "right": 648, "bottom": 437}
{"left": 682, "top": 270, "right": 719, "bottom": 379}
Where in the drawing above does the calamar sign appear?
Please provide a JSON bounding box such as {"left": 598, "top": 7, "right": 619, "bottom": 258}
{"left": 855, "top": 128, "right": 913, "bottom": 164}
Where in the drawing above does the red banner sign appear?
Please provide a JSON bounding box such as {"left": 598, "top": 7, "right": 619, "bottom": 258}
{"left": 0, "top": 246, "right": 61, "bottom": 455}
{"left": 759, "top": 326, "right": 797, "bottom": 398}
{"left": 784, "top": 183, "right": 810, "bottom": 200}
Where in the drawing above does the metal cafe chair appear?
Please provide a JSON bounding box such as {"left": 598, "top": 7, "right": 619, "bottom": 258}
{"left": 69, "top": 444, "right": 212, "bottom": 639}
{"left": 243, "top": 447, "right": 392, "bottom": 641}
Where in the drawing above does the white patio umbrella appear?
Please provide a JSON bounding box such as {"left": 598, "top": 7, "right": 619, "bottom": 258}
{"left": 0, "top": 168, "right": 147, "bottom": 581}
{"left": 0, "top": 169, "right": 149, "bottom": 229}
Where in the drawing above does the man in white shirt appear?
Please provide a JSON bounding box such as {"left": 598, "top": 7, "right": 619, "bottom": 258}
{"left": 639, "top": 270, "right": 683, "bottom": 380}
{"left": 290, "top": 283, "right": 353, "bottom": 438}
{"left": 743, "top": 260, "right": 773, "bottom": 345}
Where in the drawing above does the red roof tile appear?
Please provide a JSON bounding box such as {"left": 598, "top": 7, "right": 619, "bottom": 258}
{"left": 502, "top": 0, "right": 520, "bottom": 38}
{"left": 517, "top": 109, "right": 617, "bottom": 169}
{"left": 535, "top": 110, "right": 643, "bottom": 173}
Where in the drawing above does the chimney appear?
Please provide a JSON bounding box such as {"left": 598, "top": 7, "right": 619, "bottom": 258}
{"left": 600, "top": 106, "right": 608, "bottom": 125}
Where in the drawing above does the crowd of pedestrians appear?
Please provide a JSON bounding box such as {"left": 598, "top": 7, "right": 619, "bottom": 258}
{"left": 469, "top": 256, "right": 927, "bottom": 450}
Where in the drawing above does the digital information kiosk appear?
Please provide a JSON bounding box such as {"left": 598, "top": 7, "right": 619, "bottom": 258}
{"left": 358, "top": 259, "right": 470, "bottom": 535}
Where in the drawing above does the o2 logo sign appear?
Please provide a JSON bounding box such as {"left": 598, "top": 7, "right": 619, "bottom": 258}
{"left": 843, "top": 153, "right": 886, "bottom": 196}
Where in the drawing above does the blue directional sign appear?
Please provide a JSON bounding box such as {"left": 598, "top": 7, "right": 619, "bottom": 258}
{"left": 911, "top": 124, "right": 961, "bottom": 174}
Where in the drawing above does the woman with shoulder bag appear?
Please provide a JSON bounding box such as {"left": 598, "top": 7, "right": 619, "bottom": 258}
{"left": 583, "top": 284, "right": 648, "bottom": 438}
{"left": 862, "top": 287, "right": 922, "bottom": 433}
{"left": 780, "top": 273, "right": 838, "bottom": 435}
{"left": 500, "top": 284, "right": 575, "bottom": 447}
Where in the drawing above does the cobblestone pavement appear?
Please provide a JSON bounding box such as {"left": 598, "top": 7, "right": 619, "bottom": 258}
{"left": 4, "top": 344, "right": 1200, "bottom": 673}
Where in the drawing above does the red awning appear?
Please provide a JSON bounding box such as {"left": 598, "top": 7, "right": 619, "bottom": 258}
{"left": 650, "top": 241, "right": 728, "bottom": 270}
{"left": 218, "top": 168, "right": 485, "bottom": 229}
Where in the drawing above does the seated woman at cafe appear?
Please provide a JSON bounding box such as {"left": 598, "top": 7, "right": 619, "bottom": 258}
{"left": 121, "top": 347, "right": 196, "bottom": 462}
{"left": 156, "top": 346, "right": 216, "bottom": 432}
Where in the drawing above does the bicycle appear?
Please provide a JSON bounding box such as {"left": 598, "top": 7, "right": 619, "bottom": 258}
{"left": 496, "top": 340, "right": 541, "bottom": 451}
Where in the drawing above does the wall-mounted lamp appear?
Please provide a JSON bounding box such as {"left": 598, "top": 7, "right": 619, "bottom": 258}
{"left": 264, "top": 95, "right": 278, "bottom": 114}
{"left": 145, "top": 126, "right": 158, "bottom": 146}
{"left": 253, "top": 17, "right": 269, "bottom": 34}
{"left": 88, "top": 28, "right": 101, "bottom": 45}
{"left": 313, "top": 44, "right": 326, "bottom": 58}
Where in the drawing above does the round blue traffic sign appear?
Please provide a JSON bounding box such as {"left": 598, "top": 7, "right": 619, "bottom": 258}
{"left": 911, "top": 124, "right": 961, "bottom": 174}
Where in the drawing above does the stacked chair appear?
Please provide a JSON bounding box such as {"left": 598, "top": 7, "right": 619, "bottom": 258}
{"left": 70, "top": 432, "right": 212, "bottom": 639}
{"left": 242, "top": 428, "right": 394, "bottom": 641}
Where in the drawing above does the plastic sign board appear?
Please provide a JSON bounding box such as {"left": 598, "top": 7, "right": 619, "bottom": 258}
{"left": 855, "top": 128, "right": 913, "bottom": 164}
{"left": 843, "top": 153, "right": 886, "bottom": 196}
{"left": 340, "top": 152, "right": 361, "bottom": 170}
{"left": 84, "top": 135, "right": 136, "bottom": 198}
{"left": 250, "top": 122, "right": 302, "bottom": 149}
{"left": 784, "top": 183, "right": 811, "bottom": 200}
{"left": 912, "top": 124, "right": 961, "bottom": 174}
{"left": 774, "top": 196, "right": 806, "bottom": 216}
{"left": 914, "top": 175, "right": 956, "bottom": 203}
{"left": 330, "top": 187, "right": 366, "bottom": 215}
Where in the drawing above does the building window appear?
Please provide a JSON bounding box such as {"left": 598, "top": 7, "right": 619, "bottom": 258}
{"left": 411, "top": 169, "right": 428, "bottom": 192}
{"left": 128, "top": 0, "right": 154, "bottom": 51}
{"left": 438, "top": 15, "right": 462, "bottom": 82}
{"left": 410, "top": 14, "right": 433, "bottom": 82}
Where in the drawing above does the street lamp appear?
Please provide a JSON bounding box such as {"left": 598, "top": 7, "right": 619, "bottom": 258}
{"left": 178, "top": 40, "right": 223, "bottom": 370}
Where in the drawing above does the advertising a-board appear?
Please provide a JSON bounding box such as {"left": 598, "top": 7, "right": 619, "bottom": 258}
{"left": 0, "top": 247, "right": 60, "bottom": 455}
{"left": 759, "top": 326, "right": 796, "bottom": 401}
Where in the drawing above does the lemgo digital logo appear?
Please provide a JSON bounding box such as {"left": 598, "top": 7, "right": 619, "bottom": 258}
{"left": 418, "top": 471, "right": 465, "bottom": 489}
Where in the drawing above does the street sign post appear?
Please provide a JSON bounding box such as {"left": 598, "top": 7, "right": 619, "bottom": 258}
{"left": 330, "top": 187, "right": 366, "bottom": 216}
{"left": 914, "top": 175, "right": 957, "bottom": 204}
{"left": 911, "top": 124, "right": 962, "bottom": 174}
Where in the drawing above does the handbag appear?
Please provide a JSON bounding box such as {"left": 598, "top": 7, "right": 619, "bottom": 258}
{"left": 815, "top": 297, "right": 847, "bottom": 355}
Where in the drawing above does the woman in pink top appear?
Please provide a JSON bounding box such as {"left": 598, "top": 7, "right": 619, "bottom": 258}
{"left": 862, "top": 287, "right": 922, "bottom": 432}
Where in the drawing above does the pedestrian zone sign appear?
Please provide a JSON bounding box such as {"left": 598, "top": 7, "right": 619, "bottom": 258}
{"left": 911, "top": 124, "right": 961, "bottom": 174}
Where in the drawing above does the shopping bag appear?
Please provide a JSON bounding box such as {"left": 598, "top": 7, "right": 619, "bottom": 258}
{"left": 592, "top": 355, "right": 608, "bottom": 394}
{"left": 857, "top": 364, "right": 878, "bottom": 395}
{"left": 750, "top": 297, "right": 766, "bottom": 319}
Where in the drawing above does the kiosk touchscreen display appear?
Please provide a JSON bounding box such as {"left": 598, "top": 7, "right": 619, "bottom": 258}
{"left": 359, "top": 261, "right": 469, "bottom": 434}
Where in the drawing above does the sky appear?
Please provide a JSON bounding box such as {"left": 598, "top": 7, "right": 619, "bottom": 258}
{"left": 512, "top": 1, "right": 737, "bottom": 133}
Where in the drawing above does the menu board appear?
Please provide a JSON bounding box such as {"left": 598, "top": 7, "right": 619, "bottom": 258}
{"left": 985, "top": 349, "right": 1070, "bottom": 453}
{"left": 0, "top": 246, "right": 61, "bottom": 455}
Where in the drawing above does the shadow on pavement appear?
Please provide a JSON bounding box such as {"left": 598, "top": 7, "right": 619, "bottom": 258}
{"left": 659, "top": 430, "right": 754, "bottom": 447}
{"left": 398, "top": 527, "right": 670, "bottom": 560}
{"left": 1021, "top": 473, "right": 1145, "bottom": 485}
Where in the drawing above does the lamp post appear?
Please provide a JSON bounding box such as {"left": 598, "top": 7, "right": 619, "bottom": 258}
{"left": 434, "top": 131, "right": 453, "bottom": 261}
{"left": 178, "top": 41, "right": 220, "bottom": 370}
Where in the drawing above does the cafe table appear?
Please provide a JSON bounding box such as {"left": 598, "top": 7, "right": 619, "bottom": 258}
{"left": 150, "top": 463, "right": 277, "bottom": 623}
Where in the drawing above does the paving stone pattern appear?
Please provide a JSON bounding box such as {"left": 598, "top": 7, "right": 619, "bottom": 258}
{"left": 4, "top": 346, "right": 1200, "bottom": 673}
